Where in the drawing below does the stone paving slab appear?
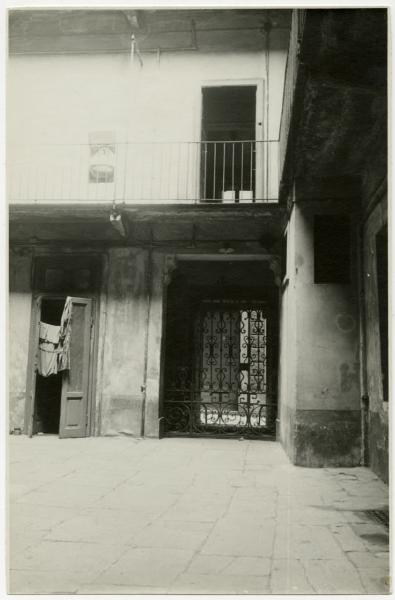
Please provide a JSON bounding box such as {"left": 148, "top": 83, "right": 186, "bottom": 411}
{"left": 270, "top": 558, "right": 315, "bottom": 594}
{"left": 7, "top": 436, "right": 390, "bottom": 595}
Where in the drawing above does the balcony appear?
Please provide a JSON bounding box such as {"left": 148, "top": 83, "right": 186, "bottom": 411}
{"left": 8, "top": 140, "right": 279, "bottom": 205}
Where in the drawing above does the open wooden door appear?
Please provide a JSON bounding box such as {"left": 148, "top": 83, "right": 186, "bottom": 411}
{"left": 59, "top": 297, "right": 93, "bottom": 438}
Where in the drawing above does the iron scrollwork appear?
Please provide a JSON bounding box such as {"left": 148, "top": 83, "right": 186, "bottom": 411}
{"left": 164, "top": 302, "right": 276, "bottom": 438}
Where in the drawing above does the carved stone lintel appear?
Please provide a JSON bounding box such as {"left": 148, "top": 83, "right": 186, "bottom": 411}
{"left": 163, "top": 255, "right": 178, "bottom": 286}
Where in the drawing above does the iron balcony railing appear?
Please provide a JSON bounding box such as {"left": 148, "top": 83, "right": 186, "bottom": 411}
{"left": 279, "top": 9, "right": 306, "bottom": 183}
{"left": 8, "top": 139, "right": 280, "bottom": 204}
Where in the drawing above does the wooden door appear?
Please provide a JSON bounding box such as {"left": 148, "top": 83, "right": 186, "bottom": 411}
{"left": 59, "top": 297, "right": 93, "bottom": 438}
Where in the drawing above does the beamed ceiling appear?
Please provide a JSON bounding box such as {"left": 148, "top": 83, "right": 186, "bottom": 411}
{"left": 9, "top": 9, "right": 292, "bottom": 54}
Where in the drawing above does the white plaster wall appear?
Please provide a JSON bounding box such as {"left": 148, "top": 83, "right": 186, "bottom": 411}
{"left": 278, "top": 204, "right": 297, "bottom": 448}
{"left": 9, "top": 250, "right": 33, "bottom": 431}
{"left": 8, "top": 49, "right": 286, "bottom": 144}
{"left": 8, "top": 43, "right": 287, "bottom": 202}
{"left": 99, "top": 247, "right": 148, "bottom": 436}
{"left": 293, "top": 204, "right": 360, "bottom": 411}
{"left": 9, "top": 294, "right": 32, "bottom": 430}
{"left": 144, "top": 252, "right": 166, "bottom": 438}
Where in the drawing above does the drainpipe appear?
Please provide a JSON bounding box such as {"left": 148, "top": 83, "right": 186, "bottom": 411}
{"left": 141, "top": 246, "right": 153, "bottom": 437}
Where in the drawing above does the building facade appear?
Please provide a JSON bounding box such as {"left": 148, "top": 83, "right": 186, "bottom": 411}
{"left": 8, "top": 9, "right": 388, "bottom": 481}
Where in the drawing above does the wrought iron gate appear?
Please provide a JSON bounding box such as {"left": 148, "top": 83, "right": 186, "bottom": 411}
{"left": 163, "top": 300, "right": 277, "bottom": 437}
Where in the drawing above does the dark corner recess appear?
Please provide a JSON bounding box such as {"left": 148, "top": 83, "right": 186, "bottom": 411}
{"left": 314, "top": 215, "right": 351, "bottom": 284}
{"left": 376, "top": 225, "right": 388, "bottom": 402}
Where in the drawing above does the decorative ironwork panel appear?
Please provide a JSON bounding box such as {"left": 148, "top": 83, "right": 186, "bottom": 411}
{"left": 164, "top": 301, "right": 276, "bottom": 438}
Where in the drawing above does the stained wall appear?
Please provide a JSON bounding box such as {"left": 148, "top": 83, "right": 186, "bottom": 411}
{"left": 363, "top": 195, "right": 388, "bottom": 482}
{"left": 9, "top": 247, "right": 33, "bottom": 431}
{"left": 279, "top": 202, "right": 361, "bottom": 466}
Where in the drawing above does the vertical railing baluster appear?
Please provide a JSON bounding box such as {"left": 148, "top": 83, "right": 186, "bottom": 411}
{"left": 149, "top": 142, "right": 155, "bottom": 202}
{"left": 73, "top": 145, "right": 78, "bottom": 201}
{"left": 158, "top": 142, "right": 163, "bottom": 202}
{"left": 185, "top": 142, "right": 190, "bottom": 201}
{"left": 203, "top": 142, "right": 207, "bottom": 201}
{"left": 33, "top": 150, "right": 38, "bottom": 202}
{"left": 176, "top": 142, "right": 181, "bottom": 202}
{"left": 142, "top": 143, "right": 146, "bottom": 201}
{"left": 22, "top": 157, "right": 26, "bottom": 202}
{"left": 26, "top": 156, "right": 30, "bottom": 202}
{"left": 232, "top": 143, "right": 235, "bottom": 192}
{"left": 241, "top": 142, "right": 244, "bottom": 193}
{"left": 250, "top": 141, "right": 253, "bottom": 199}
{"left": 68, "top": 146, "right": 74, "bottom": 200}
{"left": 95, "top": 151, "right": 99, "bottom": 201}
{"left": 69, "top": 146, "right": 74, "bottom": 201}
{"left": 61, "top": 165, "right": 65, "bottom": 202}
{"left": 113, "top": 143, "right": 118, "bottom": 203}
{"left": 63, "top": 149, "right": 67, "bottom": 202}
{"left": 267, "top": 141, "right": 270, "bottom": 202}
{"left": 82, "top": 144, "right": 87, "bottom": 202}
{"left": 131, "top": 144, "right": 136, "bottom": 202}
{"left": 20, "top": 157, "right": 24, "bottom": 201}
{"left": 111, "top": 143, "right": 116, "bottom": 202}
{"left": 69, "top": 149, "right": 74, "bottom": 201}
{"left": 196, "top": 143, "right": 200, "bottom": 204}
{"left": 18, "top": 160, "right": 21, "bottom": 201}
{"left": 167, "top": 143, "right": 171, "bottom": 201}
{"left": 56, "top": 156, "right": 60, "bottom": 201}
{"left": 80, "top": 144, "right": 84, "bottom": 202}
{"left": 56, "top": 149, "right": 60, "bottom": 201}
{"left": 29, "top": 147, "right": 33, "bottom": 201}
{"left": 24, "top": 154, "right": 32, "bottom": 200}
{"left": 42, "top": 158, "right": 47, "bottom": 202}
{"left": 222, "top": 142, "right": 226, "bottom": 198}
{"left": 266, "top": 140, "right": 269, "bottom": 202}
{"left": 213, "top": 142, "right": 216, "bottom": 200}
{"left": 27, "top": 147, "right": 31, "bottom": 201}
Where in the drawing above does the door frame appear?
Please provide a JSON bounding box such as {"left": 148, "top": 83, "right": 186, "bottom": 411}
{"left": 160, "top": 255, "right": 280, "bottom": 438}
{"left": 24, "top": 293, "right": 97, "bottom": 437}
{"left": 197, "top": 79, "right": 265, "bottom": 201}
{"left": 198, "top": 78, "right": 265, "bottom": 143}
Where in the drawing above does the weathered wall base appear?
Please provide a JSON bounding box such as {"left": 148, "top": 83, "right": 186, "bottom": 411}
{"left": 368, "top": 410, "right": 389, "bottom": 483}
{"left": 278, "top": 202, "right": 362, "bottom": 468}
{"left": 292, "top": 409, "right": 361, "bottom": 467}
{"left": 281, "top": 407, "right": 361, "bottom": 467}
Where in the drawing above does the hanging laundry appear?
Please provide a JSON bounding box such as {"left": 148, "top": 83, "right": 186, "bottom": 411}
{"left": 37, "top": 322, "right": 60, "bottom": 377}
{"left": 39, "top": 322, "right": 60, "bottom": 344}
{"left": 58, "top": 297, "right": 72, "bottom": 371}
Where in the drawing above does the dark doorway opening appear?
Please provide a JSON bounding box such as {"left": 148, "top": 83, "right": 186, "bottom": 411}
{"left": 33, "top": 298, "right": 65, "bottom": 435}
{"left": 201, "top": 86, "right": 257, "bottom": 201}
{"left": 162, "top": 261, "right": 279, "bottom": 438}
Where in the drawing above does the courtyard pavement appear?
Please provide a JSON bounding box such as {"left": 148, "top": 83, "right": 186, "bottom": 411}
{"left": 7, "top": 436, "right": 390, "bottom": 595}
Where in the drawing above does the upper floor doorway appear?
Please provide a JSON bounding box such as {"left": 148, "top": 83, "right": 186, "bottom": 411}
{"left": 200, "top": 83, "right": 264, "bottom": 201}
